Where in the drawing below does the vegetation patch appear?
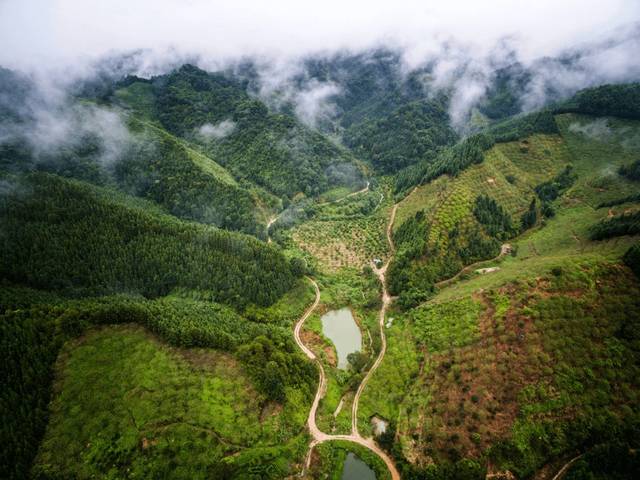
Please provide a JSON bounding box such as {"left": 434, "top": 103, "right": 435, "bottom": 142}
{"left": 32, "top": 325, "right": 307, "bottom": 479}
{"left": 396, "top": 263, "right": 640, "bottom": 478}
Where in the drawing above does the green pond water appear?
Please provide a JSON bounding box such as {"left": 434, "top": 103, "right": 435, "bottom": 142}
{"left": 341, "top": 452, "right": 376, "bottom": 479}
{"left": 320, "top": 307, "right": 362, "bottom": 369}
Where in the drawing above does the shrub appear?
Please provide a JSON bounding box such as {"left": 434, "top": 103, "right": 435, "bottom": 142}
{"left": 520, "top": 198, "right": 538, "bottom": 231}
{"left": 619, "top": 159, "right": 640, "bottom": 181}
{"left": 623, "top": 243, "right": 640, "bottom": 278}
{"left": 589, "top": 211, "right": 640, "bottom": 240}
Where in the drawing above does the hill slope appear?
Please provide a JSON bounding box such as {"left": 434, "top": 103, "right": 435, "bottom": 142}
{"left": 114, "top": 65, "right": 366, "bottom": 199}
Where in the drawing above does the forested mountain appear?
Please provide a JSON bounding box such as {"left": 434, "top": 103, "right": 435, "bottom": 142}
{"left": 277, "top": 50, "right": 459, "bottom": 173}
{"left": 113, "top": 65, "right": 366, "bottom": 199}
{"left": 0, "top": 172, "right": 298, "bottom": 305}
{"left": 1, "top": 42, "right": 640, "bottom": 480}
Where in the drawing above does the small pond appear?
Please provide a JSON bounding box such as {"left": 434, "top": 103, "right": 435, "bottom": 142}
{"left": 320, "top": 307, "right": 362, "bottom": 369}
{"left": 341, "top": 452, "right": 376, "bottom": 479}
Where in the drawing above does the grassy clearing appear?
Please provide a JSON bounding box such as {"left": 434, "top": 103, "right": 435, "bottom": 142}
{"left": 33, "top": 324, "right": 308, "bottom": 479}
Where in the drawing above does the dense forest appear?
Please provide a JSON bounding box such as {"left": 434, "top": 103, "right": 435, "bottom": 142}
{"left": 0, "top": 170, "right": 313, "bottom": 479}
{"left": 344, "top": 98, "right": 457, "bottom": 173}
{"left": 115, "top": 65, "right": 365, "bottom": 199}
{"left": 0, "top": 172, "right": 298, "bottom": 306}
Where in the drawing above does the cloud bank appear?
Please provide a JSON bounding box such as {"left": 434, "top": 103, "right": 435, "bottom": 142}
{"left": 1, "top": 1, "right": 639, "bottom": 130}
{"left": 1, "top": 1, "right": 638, "bottom": 70}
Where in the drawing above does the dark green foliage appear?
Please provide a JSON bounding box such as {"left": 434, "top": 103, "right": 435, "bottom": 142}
{"left": 376, "top": 420, "right": 397, "bottom": 452}
{"left": 541, "top": 202, "right": 556, "bottom": 218}
{"left": 0, "top": 67, "right": 267, "bottom": 236}
{"left": 565, "top": 436, "right": 640, "bottom": 480}
{"left": 150, "top": 65, "right": 249, "bottom": 135}
{"left": 122, "top": 65, "right": 363, "bottom": 199}
{"left": 393, "top": 210, "right": 430, "bottom": 261}
{"left": 556, "top": 83, "right": 640, "bottom": 120}
{"left": 394, "top": 110, "right": 560, "bottom": 196}
{"left": 520, "top": 198, "right": 538, "bottom": 231}
{"left": 344, "top": 98, "right": 458, "bottom": 173}
{"left": 0, "top": 173, "right": 295, "bottom": 307}
{"left": 238, "top": 335, "right": 315, "bottom": 402}
{"left": 486, "top": 110, "right": 559, "bottom": 142}
{"left": 395, "top": 133, "right": 494, "bottom": 195}
{"left": 396, "top": 286, "right": 435, "bottom": 310}
{"left": 624, "top": 243, "right": 640, "bottom": 278}
{"left": 0, "top": 292, "right": 314, "bottom": 480}
{"left": 399, "top": 458, "right": 486, "bottom": 480}
{"left": 117, "top": 121, "right": 263, "bottom": 235}
{"left": 299, "top": 49, "right": 417, "bottom": 129}
{"left": 597, "top": 193, "right": 640, "bottom": 208}
{"left": 589, "top": 211, "right": 640, "bottom": 240}
{"left": 347, "top": 351, "right": 369, "bottom": 372}
{"left": 388, "top": 212, "right": 499, "bottom": 307}
{"left": 0, "top": 307, "right": 62, "bottom": 480}
{"left": 619, "top": 159, "right": 640, "bottom": 182}
{"left": 534, "top": 165, "right": 576, "bottom": 202}
{"left": 473, "top": 195, "right": 515, "bottom": 239}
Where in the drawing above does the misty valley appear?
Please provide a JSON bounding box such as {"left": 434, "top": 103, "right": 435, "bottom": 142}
{"left": 2, "top": 4, "right": 640, "bottom": 480}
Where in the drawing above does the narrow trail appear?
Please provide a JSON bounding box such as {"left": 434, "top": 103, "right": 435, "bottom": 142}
{"left": 336, "top": 181, "right": 370, "bottom": 203}
{"left": 351, "top": 204, "right": 397, "bottom": 434}
{"left": 550, "top": 454, "right": 583, "bottom": 480}
{"left": 266, "top": 215, "right": 278, "bottom": 244}
{"left": 267, "top": 182, "right": 369, "bottom": 243}
{"left": 434, "top": 243, "right": 511, "bottom": 289}
{"left": 294, "top": 203, "right": 400, "bottom": 479}
{"left": 318, "top": 181, "right": 371, "bottom": 206}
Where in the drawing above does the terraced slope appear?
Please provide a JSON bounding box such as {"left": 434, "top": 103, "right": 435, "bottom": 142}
{"left": 388, "top": 131, "right": 573, "bottom": 307}
{"left": 358, "top": 113, "right": 640, "bottom": 479}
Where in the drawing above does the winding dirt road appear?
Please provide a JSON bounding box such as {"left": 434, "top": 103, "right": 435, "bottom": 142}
{"left": 336, "top": 181, "right": 370, "bottom": 203}
{"left": 294, "top": 203, "right": 400, "bottom": 479}
{"left": 352, "top": 204, "right": 397, "bottom": 434}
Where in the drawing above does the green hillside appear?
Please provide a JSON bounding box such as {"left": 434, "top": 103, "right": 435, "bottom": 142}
{"left": 344, "top": 98, "right": 458, "bottom": 173}
{"left": 115, "top": 65, "right": 366, "bottom": 199}
{"left": 0, "top": 172, "right": 296, "bottom": 305}
{"left": 118, "top": 118, "right": 270, "bottom": 236}
{"left": 2, "top": 52, "right": 640, "bottom": 480}
{"left": 356, "top": 93, "right": 640, "bottom": 478}
{"left": 0, "top": 169, "right": 318, "bottom": 479}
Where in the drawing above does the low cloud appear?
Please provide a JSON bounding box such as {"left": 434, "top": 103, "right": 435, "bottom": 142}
{"left": 294, "top": 80, "right": 341, "bottom": 128}
{"left": 197, "top": 120, "right": 236, "bottom": 140}
{"left": 569, "top": 118, "right": 612, "bottom": 141}
{"left": 0, "top": 71, "right": 134, "bottom": 171}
